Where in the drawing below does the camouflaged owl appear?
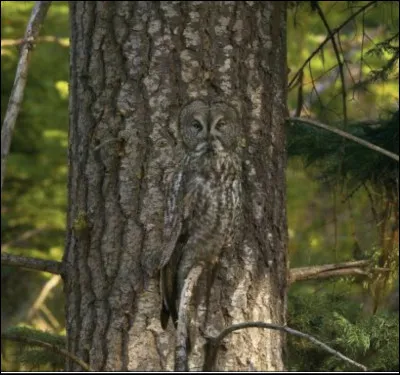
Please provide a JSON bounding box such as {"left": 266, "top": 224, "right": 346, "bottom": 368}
{"left": 159, "top": 99, "right": 242, "bottom": 329}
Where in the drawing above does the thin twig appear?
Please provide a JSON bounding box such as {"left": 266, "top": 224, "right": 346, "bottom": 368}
{"left": 288, "top": 117, "right": 399, "bottom": 162}
{"left": 358, "top": 23, "right": 387, "bottom": 79}
{"left": 363, "top": 183, "right": 379, "bottom": 225}
{"left": 1, "top": 35, "right": 69, "bottom": 48}
{"left": 1, "top": 332, "right": 92, "bottom": 371}
{"left": 175, "top": 264, "right": 204, "bottom": 372}
{"left": 295, "top": 70, "right": 303, "bottom": 117}
{"left": 314, "top": 2, "right": 348, "bottom": 125}
{"left": 288, "top": 1, "right": 377, "bottom": 89}
{"left": 204, "top": 322, "right": 367, "bottom": 371}
{"left": 1, "top": 228, "right": 48, "bottom": 251}
{"left": 39, "top": 304, "right": 61, "bottom": 330}
{"left": 1, "top": 1, "right": 52, "bottom": 194}
{"left": 27, "top": 275, "right": 62, "bottom": 320}
{"left": 1, "top": 252, "right": 62, "bottom": 275}
{"left": 308, "top": 62, "right": 325, "bottom": 110}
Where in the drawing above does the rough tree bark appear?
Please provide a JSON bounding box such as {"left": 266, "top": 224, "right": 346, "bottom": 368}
{"left": 64, "top": 1, "right": 287, "bottom": 371}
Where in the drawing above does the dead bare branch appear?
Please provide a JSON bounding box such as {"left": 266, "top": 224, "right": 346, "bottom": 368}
{"left": 288, "top": 1, "right": 377, "bottom": 90}
{"left": 175, "top": 264, "right": 204, "bottom": 372}
{"left": 314, "top": 2, "right": 348, "bottom": 125}
{"left": 203, "top": 321, "right": 367, "bottom": 371}
{"left": 1, "top": 1, "right": 52, "bottom": 194}
{"left": 288, "top": 117, "right": 399, "bottom": 162}
{"left": 1, "top": 252, "right": 62, "bottom": 275}
{"left": 1, "top": 332, "right": 92, "bottom": 371}
{"left": 289, "top": 260, "right": 389, "bottom": 283}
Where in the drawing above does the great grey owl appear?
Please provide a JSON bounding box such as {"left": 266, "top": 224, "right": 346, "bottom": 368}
{"left": 159, "top": 99, "right": 242, "bottom": 329}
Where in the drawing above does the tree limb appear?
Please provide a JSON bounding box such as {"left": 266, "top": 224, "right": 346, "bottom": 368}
{"left": 1, "top": 332, "right": 92, "bottom": 371}
{"left": 288, "top": 1, "right": 377, "bottom": 90}
{"left": 289, "top": 260, "right": 389, "bottom": 284}
{"left": 288, "top": 117, "right": 399, "bottom": 162}
{"left": 1, "top": 1, "right": 52, "bottom": 194}
{"left": 1, "top": 252, "right": 62, "bottom": 275}
{"left": 1, "top": 36, "right": 69, "bottom": 48}
{"left": 314, "top": 2, "right": 347, "bottom": 125}
{"left": 203, "top": 322, "right": 367, "bottom": 371}
{"left": 175, "top": 264, "right": 204, "bottom": 372}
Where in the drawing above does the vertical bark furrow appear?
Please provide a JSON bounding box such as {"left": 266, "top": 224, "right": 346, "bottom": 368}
{"left": 67, "top": 1, "right": 99, "bottom": 369}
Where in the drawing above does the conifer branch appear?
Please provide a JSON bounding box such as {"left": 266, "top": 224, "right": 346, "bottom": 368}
{"left": 1, "top": 332, "right": 91, "bottom": 371}
{"left": 288, "top": 117, "right": 399, "bottom": 162}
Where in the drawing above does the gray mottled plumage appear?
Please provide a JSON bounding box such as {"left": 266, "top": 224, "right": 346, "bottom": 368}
{"left": 160, "top": 99, "right": 242, "bottom": 330}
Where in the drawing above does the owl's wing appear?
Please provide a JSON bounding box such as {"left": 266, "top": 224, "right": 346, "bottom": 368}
{"left": 160, "top": 165, "right": 195, "bottom": 329}
{"left": 159, "top": 168, "right": 185, "bottom": 269}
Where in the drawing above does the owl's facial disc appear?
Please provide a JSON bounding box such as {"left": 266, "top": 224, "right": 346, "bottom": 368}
{"left": 191, "top": 117, "right": 204, "bottom": 133}
{"left": 180, "top": 100, "right": 239, "bottom": 152}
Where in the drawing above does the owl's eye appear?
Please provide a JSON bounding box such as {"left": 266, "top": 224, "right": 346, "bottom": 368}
{"left": 215, "top": 120, "right": 227, "bottom": 131}
{"left": 191, "top": 120, "right": 203, "bottom": 132}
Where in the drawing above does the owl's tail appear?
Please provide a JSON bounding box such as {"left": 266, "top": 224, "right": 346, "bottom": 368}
{"left": 160, "top": 266, "right": 178, "bottom": 330}
{"left": 160, "top": 302, "right": 171, "bottom": 330}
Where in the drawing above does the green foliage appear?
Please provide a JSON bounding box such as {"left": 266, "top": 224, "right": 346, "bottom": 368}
{"left": 18, "top": 348, "right": 64, "bottom": 371}
{"left": 1, "top": 0, "right": 68, "bottom": 336}
{"left": 287, "top": 110, "right": 399, "bottom": 197}
{"left": 2, "top": 326, "right": 66, "bottom": 371}
{"left": 287, "top": 286, "right": 399, "bottom": 371}
{"left": 364, "top": 31, "right": 399, "bottom": 83}
{"left": 1, "top": 3, "right": 69, "bottom": 370}
{"left": 1, "top": 1, "right": 69, "bottom": 241}
{"left": 0, "top": 0, "right": 398, "bottom": 372}
{"left": 4, "top": 326, "right": 65, "bottom": 347}
{"left": 287, "top": 1, "right": 399, "bottom": 121}
{"left": 286, "top": 3, "right": 398, "bottom": 371}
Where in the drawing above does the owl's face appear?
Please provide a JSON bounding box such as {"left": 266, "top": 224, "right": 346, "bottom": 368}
{"left": 179, "top": 100, "right": 239, "bottom": 153}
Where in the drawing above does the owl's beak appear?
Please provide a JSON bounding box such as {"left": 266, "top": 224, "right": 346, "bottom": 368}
{"left": 206, "top": 143, "right": 215, "bottom": 154}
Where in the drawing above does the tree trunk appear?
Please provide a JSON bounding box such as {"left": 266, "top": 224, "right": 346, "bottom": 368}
{"left": 64, "top": 1, "right": 287, "bottom": 371}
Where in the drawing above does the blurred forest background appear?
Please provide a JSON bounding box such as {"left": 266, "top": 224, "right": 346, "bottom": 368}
{"left": 1, "top": 1, "right": 398, "bottom": 371}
